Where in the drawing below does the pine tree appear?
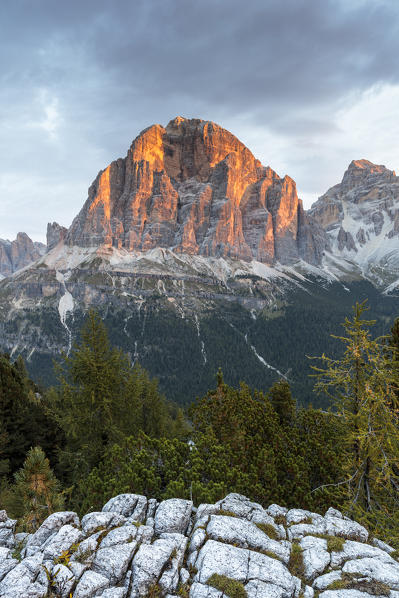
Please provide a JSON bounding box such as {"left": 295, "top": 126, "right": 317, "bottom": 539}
{"left": 312, "top": 301, "right": 399, "bottom": 537}
{"left": 12, "top": 447, "right": 64, "bottom": 531}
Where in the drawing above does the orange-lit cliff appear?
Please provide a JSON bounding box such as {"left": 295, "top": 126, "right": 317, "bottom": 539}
{"left": 67, "top": 117, "right": 327, "bottom": 265}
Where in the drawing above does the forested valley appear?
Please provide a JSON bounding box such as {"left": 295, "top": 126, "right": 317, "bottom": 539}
{"left": 1, "top": 304, "right": 399, "bottom": 547}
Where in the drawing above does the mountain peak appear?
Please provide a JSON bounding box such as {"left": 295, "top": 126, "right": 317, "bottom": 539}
{"left": 66, "top": 118, "right": 326, "bottom": 265}
{"left": 342, "top": 159, "right": 395, "bottom": 190}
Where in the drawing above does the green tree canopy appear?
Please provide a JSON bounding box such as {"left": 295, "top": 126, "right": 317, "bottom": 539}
{"left": 47, "top": 310, "right": 185, "bottom": 483}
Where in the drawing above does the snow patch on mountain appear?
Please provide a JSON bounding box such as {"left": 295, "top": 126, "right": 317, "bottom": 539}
{"left": 56, "top": 270, "right": 74, "bottom": 354}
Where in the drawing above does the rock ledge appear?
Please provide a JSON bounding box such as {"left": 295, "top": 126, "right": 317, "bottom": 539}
{"left": 0, "top": 494, "right": 397, "bottom": 597}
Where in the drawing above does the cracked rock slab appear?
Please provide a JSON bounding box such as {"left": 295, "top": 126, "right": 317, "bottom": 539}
{"left": 130, "top": 537, "right": 176, "bottom": 597}
{"left": 154, "top": 499, "right": 193, "bottom": 535}
{"left": 342, "top": 556, "right": 399, "bottom": 590}
{"left": 74, "top": 570, "right": 110, "bottom": 598}
{"left": 206, "top": 514, "right": 290, "bottom": 563}
{"left": 300, "top": 536, "right": 330, "bottom": 581}
{"left": 195, "top": 539, "right": 298, "bottom": 595}
{"left": 92, "top": 542, "right": 137, "bottom": 584}
{"left": 103, "top": 494, "right": 148, "bottom": 523}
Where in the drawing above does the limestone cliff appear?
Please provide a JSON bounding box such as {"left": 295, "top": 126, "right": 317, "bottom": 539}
{"left": 67, "top": 117, "right": 327, "bottom": 265}
{"left": 0, "top": 233, "right": 46, "bottom": 277}
{"left": 47, "top": 222, "right": 68, "bottom": 251}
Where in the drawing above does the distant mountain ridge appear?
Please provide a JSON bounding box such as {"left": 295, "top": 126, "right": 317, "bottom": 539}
{"left": 310, "top": 158, "right": 399, "bottom": 287}
{"left": 0, "top": 233, "right": 45, "bottom": 278}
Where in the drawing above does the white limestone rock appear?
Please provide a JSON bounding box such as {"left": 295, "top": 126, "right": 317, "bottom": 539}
{"left": 0, "top": 547, "right": 18, "bottom": 583}
{"left": 313, "top": 571, "right": 343, "bottom": 591}
{"left": 26, "top": 511, "right": 79, "bottom": 553}
{"left": 180, "top": 567, "right": 190, "bottom": 585}
{"left": 195, "top": 539, "right": 298, "bottom": 595}
{"left": 342, "top": 556, "right": 399, "bottom": 590}
{"left": 189, "top": 527, "right": 207, "bottom": 554}
{"left": 0, "top": 527, "right": 14, "bottom": 550}
{"left": 74, "top": 570, "right": 109, "bottom": 598}
{"left": 267, "top": 504, "right": 288, "bottom": 518}
{"left": 92, "top": 542, "right": 137, "bottom": 584}
{"left": 286, "top": 509, "right": 322, "bottom": 525}
{"left": 130, "top": 537, "right": 176, "bottom": 597}
{"left": 249, "top": 510, "right": 281, "bottom": 537}
{"left": 102, "top": 494, "right": 148, "bottom": 523}
{"left": 245, "top": 580, "right": 286, "bottom": 598}
{"left": 69, "top": 559, "right": 90, "bottom": 580}
{"left": 300, "top": 536, "right": 331, "bottom": 580}
{"left": 194, "top": 539, "right": 248, "bottom": 584}
{"left": 51, "top": 563, "right": 76, "bottom": 598}
{"left": 324, "top": 514, "right": 368, "bottom": 542}
{"left": 0, "top": 553, "right": 47, "bottom": 598}
{"left": 154, "top": 499, "right": 193, "bottom": 535}
{"left": 216, "top": 493, "right": 264, "bottom": 520}
{"left": 288, "top": 522, "right": 327, "bottom": 540}
{"left": 189, "top": 582, "right": 223, "bottom": 597}
{"left": 319, "top": 592, "right": 385, "bottom": 598}
{"left": 206, "top": 514, "right": 290, "bottom": 563}
{"left": 159, "top": 533, "right": 188, "bottom": 594}
{"left": 98, "top": 589, "right": 127, "bottom": 598}
{"left": 194, "top": 504, "right": 220, "bottom": 522}
{"left": 372, "top": 537, "right": 395, "bottom": 554}
{"left": 101, "top": 525, "right": 141, "bottom": 548}
{"left": 43, "top": 524, "right": 83, "bottom": 560}
{"left": 81, "top": 512, "right": 126, "bottom": 535}
{"left": 324, "top": 507, "right": 345, "bottom": 519}
{"left": 330, "top": 538, "right": 397, "bottom": 568}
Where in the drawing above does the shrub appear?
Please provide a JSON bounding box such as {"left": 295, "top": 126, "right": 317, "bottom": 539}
{"left": 288, "top": 541, "right": 304, "bottom": 579}
{"left": 327, "top": 536, "right": 345, "bottom": 552}
{"left": 255, "top": 522, "right": 279, "bottom": 540}
{"left": 207, "top": 573, "right": 247, "bottom": 598}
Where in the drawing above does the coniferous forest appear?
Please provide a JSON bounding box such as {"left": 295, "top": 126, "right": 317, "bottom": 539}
{"left": 1, "top": 304, "right": 399, "bottom": 547}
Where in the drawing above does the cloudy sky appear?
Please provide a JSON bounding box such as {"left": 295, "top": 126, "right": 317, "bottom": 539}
{"left": 1, "top": 0, "right": 399, "bottom": 242}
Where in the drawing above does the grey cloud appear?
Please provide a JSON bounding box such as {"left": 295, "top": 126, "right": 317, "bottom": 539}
{"left": 0, "top": 0, "right": 399, "bottom": 240}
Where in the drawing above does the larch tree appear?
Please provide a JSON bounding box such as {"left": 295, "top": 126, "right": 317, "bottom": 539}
{"left": 312, "top": 301, "right": 399, "bottom": 538}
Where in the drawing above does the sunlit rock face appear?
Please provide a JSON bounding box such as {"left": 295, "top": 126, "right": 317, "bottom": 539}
{"left": 309, "top": 159, "right": 399, "bottom": 283}
{"left": 0, "top": 233, "right": 45, "bottom": 277}
{"left": 67, "top": 117, "right": 327, "bottom": 265}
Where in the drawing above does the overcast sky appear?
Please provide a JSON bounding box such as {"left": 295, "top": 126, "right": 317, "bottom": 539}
{"left": 1, "top": 0, "right": 399, "bottom": 242}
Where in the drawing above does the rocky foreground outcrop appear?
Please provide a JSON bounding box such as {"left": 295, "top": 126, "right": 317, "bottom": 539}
{"left": 0, "top": 493, "right": 398, "bottom": 598}
{"left": 67, "top": 117, "right": 327, "bottom": 265}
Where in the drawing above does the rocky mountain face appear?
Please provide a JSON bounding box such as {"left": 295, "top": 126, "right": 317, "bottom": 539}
{"left": 0, "top": 233, "right": 46, "bottom": 278}
{"left": 47, "top": 222, "right": 68, "bottom": 251}
{"left": 310, "top": 159, "right": 399, "bottom": 285}
{"left": 0, "top": 492, "right": 398, "bottom": 597}
{"left": 67, "top": 117, "right": 327, "bottom": 266}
